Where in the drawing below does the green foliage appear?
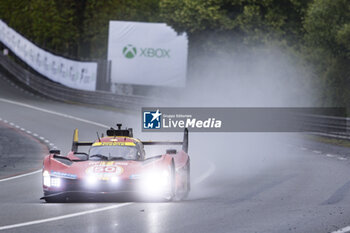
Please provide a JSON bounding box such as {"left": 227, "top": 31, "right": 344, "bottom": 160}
{"left": 82, "top": 0, "right": 160, "bottom": 58}
{"left": 304, "top": 0, "right": 350, "bottom": 58}
{"left": 160, "top": 0, "right": 311, "bottom": 47}
{"left": 0, "top": 0, "right": 160, "bottom": 59}
{"left": 0, "top": 0, "right": 34, "bottom": 39}
{"left": 303, "top": 0, "right": 350, "bottom": 107}
{"left": 0, "top": 0, "right": 348, "bottom": 106}
{"left": 336, "top": 23, "right": 350, "bottom": 57}
{"left": 29, "top": 0, "right": 79, "bottom": 55}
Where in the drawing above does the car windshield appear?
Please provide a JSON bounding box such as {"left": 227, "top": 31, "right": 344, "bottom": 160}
{"left": 89, "top": 146, "right": 138, "bottom": 160}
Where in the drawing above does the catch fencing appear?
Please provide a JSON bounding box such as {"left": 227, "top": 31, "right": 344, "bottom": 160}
{"left": 0, "top": 53, "right": 154, "bottom": 110}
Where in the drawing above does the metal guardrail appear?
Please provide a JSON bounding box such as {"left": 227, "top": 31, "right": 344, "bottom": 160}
{"left": 304, "top": 114, "right": 350, "bottom": 140}
{"left": 0, "top": 53, "right": 155, "bottom": 110}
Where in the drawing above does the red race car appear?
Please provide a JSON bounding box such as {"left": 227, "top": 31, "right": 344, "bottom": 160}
{"left": 41, "top": 124, "right": 190, "bottom": 202}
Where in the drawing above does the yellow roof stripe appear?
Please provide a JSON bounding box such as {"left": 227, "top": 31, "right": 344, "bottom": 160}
{"left": 106, "top": 136, "right": 141, "bottom": 143}
{"left": 92, "top": 142, "right": 136, "bottom": 147}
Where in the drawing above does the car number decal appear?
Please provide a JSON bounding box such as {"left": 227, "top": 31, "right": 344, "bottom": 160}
{"left": 86, "top": 165, "right": 124, "bottom": 175}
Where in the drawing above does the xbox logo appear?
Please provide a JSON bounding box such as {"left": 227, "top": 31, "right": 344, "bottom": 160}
{"left": 122, "top": 44, "right": 137, "bottom": 59}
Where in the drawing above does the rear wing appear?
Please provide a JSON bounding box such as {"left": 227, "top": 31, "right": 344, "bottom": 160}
{"left": 71, "top": 127, "right": 189, "bottom": 153}
{"left": 71, "top": 129, "right": 93, "bottom": 152}
{"left": 142, "top": 128, "right": 189, "bottom": 153}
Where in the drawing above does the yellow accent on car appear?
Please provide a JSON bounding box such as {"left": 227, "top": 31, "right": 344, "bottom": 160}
{"left": 107, "top": 136, "right": 141, "bottom": 143}
{"left": 92, "top": 142, "right": 136, "bottom": 147}
{"left": 73, "top": 128, "right": 79, "bottom": 142}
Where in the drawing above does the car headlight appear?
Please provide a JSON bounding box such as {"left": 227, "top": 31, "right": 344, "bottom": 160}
{"left": 51, "top": 177, "right": 61, "bottom": 187}
{"left": 141, "top": 170, "right": 171, "bottom": 196}
{"left": 43, "top": 170, "right": 51, "bottom": 187}
{"left": 145, "top": 170, "right": 170, "bottom": 186}
{"left": 111, "top": 176, "right": 120, "bottom": 183}
{"left": 43, "top": 171, "right": 61, "bottom": 187}
{"left": 86, "top": 175, "right": 98, "bottom": 186}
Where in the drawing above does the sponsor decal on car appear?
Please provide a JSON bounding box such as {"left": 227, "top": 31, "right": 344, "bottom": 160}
{"left": 50, "top": 170, "right": 77, "bottom": 179}
{"left": 98, "top": 161, "right": 115, "bottom": 166}
{"left": 115, "top": 162, "right": 129, "bottom": 166}
{"left": 92, "top": 142, "right": 136, "bottom": 146}
{"left": 129, "top": 174, "right": 141, "bottom": 179}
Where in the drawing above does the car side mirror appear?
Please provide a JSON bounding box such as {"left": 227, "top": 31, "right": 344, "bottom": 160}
{"left": 50, "top": 149, "right": 60, "bottom": 154}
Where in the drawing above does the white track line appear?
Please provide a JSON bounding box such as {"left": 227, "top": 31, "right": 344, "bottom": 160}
{"left": 331, "top": 226, "right": 350, "bottom": 233}
{"left": 0, "top": 98, "right": 109, "bottom": 128}
{"left": 337, "top": 157, "right": 347, "bottom": 161}
{"left": 0, "top": 203, "right": 131, "bottom": 231}
{"left": 0, "top": 120, "right": 52, "bottom": 183}
{"left": 0, "top": 170, "right": 41, "bottom": 183}
{"left": 0, "top": 97, "right": 110, "bottom": 184}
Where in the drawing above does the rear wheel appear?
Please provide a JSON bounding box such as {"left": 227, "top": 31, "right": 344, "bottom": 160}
{"left": 184, "top": 159, "right": 191, "bottom": 198}
{"left": 164, "top": 160, "right": 176, "bottom": 201}
{"left": 178, "top": 159, "right": 191, "bottom": 200}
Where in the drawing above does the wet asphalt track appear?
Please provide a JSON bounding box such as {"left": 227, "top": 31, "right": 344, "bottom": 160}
{"left": 0, "top": 122, "right": 47, "bottom": 177}
{"left": 1, "top": 74, "right": 350, "bottom": 233}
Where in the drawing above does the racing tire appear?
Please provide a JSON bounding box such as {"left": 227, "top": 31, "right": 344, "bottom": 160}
{"left": 43, "top": 192, "right": 67, "bottom": 203}
{"left": 178, "top": 159, "right": 191, "bottom": 200}
{"left": 44, "top": 197, "right": 66, "bottom": 203}
{"left": 183, "top": 159, "right": 191, "bottom": 199}
{"left": 164, "top": 160, "right": 176, "bottom": 202}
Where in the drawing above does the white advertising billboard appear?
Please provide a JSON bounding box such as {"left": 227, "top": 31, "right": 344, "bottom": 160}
{"left": 107, "top": 21, "right": 188, "bottom": 87}
{"left": 0, "top": 20, "right": 97, "bottom": 91}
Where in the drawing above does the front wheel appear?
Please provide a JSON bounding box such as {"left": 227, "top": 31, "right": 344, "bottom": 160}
{"left": 42, "top": 191, "right": 67, "bottom": 203}
{"left": 43, "top": 196, "right": 66, "bottom": 203}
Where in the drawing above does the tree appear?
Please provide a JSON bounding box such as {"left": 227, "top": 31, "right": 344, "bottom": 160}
{"left": 29, "top": 0, "right": 79, "bottom": 57}
{"left": 82, "top": 0, "right": 160, "bottom": 59}
{"left": 159, "top": 0, "right": 311, "bottom": 47}
{"left": 304, "top": 0, "right": 350, "bottom": 58}
{"left": 0, "top": 0, "right": 34, "bottom": 39}
{"left": 0, "top": 0, "right": 161, "bottom": 59}
{"left": 303, "top": 0, "right": 350, "bottom": 106}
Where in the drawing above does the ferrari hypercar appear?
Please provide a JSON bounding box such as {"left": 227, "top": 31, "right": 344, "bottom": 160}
{"left": 41, "top": 124, "right": 190, "bottom": 202}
